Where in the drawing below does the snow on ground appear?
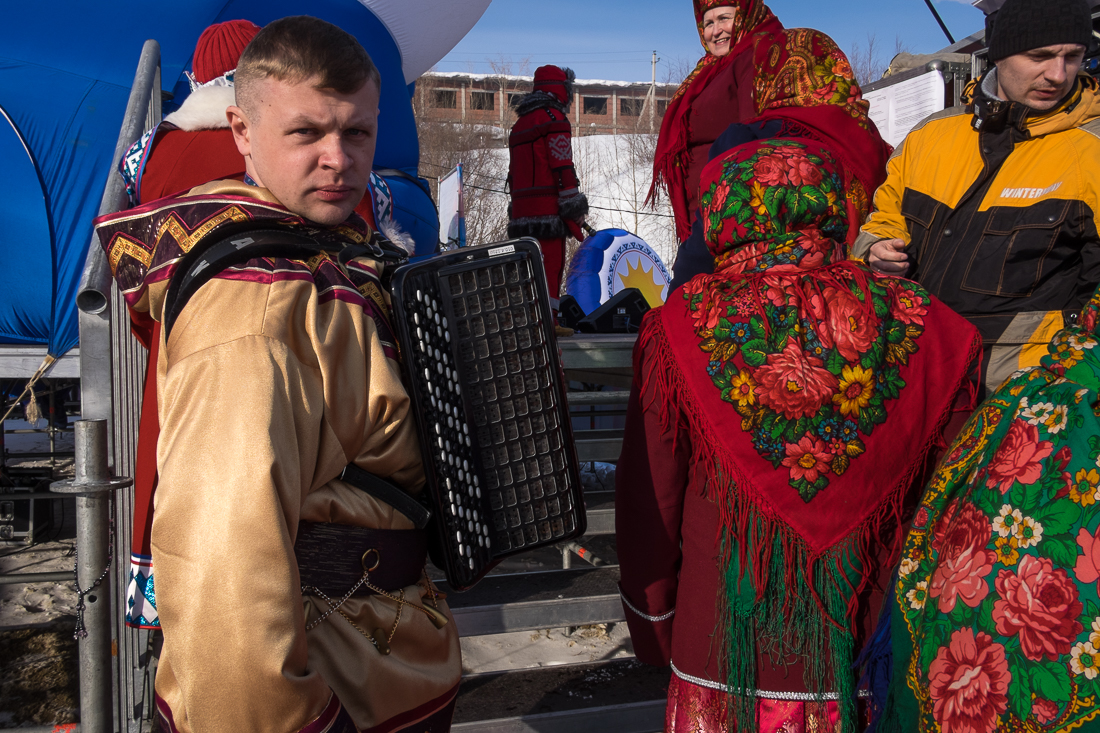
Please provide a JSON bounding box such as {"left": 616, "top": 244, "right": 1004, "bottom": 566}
{"left": 461, "top": 624, "right": 634, "bottom": 675}
{"left": 461, "top": 134, "right": 679, "bottom": 276}
{"left": 571, "top": 133, "right": 678, "bottom": 272}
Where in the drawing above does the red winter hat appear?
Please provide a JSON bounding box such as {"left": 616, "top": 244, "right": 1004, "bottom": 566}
{"left": 192, "top": 19, "right": 261, "bottom": 84}
{"left": 533, "top": 65, "right": 575, "bottom": 104}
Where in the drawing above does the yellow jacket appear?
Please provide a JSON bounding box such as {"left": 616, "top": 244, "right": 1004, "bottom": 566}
{"left": 855, "top": 74, "right": 1100, "bottom": 395}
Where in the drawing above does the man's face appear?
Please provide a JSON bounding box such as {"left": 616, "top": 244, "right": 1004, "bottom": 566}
{"left": 995, "top": 43, "right": 1086, "bottom": 112}
{"left": 227, "top": 76, "right": 380, "bottom": 226}
{"left": 702, "top": 6, "right": 740, "bottom": 57}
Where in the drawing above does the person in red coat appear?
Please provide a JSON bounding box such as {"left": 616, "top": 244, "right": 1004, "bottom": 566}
{"left": 618, "top": 139, "right": 980, "bottom": 732}
{"left": 507, "top": 65, "right": 588, "bottom": 296}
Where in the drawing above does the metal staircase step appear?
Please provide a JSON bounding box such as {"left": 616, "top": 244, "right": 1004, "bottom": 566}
{"left": 583, "top": 492, "right": 615, "bottom": 535}
{"left": 573, "top": 428, "right": 624, "bottom": 462}
{"left": 452, "top": 658, "right": 669, "bottom": 732}
{"left": 441, "top": 566, "right": 624, "bottom": 636}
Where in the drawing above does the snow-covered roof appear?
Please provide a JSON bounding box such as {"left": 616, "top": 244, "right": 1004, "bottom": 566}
{"left": 424, "top": 71, "right": 678, "bottom": 89}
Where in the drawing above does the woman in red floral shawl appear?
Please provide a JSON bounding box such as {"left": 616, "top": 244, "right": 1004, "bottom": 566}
{"left": 669, "top": 27, "right": 891, "bottom": 290}
{"left": 618, "top": 139, "right": 979, "bottom": 732}
{"left": 650, "top": 0, "right": 783, "bottom": 242}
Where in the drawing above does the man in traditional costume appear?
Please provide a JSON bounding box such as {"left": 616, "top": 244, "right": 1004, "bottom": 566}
{"left": 617, "top": 139, "right": 979, "bottom": 731}
{"left": 118, "top": 17, "right": 413, "bottom": 634}
{"left": 856, "top": 0, "right": 1100, "bottom": 398}
{"left": 95, "top": 16, "right": 460, "bottom": 732}
{"left": 507, "top": 64, "right": 588, "bottom": 297}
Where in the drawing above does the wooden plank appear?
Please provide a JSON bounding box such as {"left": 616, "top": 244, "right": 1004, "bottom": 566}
{"left": 451, "top": 701, "right": 665, "bottom": 733}
{"left": 575, "top": 438, "right": 623, "bottom": 463}
{"left": 564, "top": 369, "right": 632, "bottom": 390}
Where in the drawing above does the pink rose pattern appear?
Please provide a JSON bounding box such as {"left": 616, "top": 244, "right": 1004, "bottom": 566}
{"left": 893, "top": 305, "right": 1100, "bottom": 731}
{"left": 690, "top": 140, "right": 933, "bottom": 502}
{"left": 985, "top": 419, "right": 1054, "bottom": 494}
{"left": 929, "top": 501, "right": 995, "bottom": 613}
{"left": 928, "top": 628, "right": 1009, "bottom": 733}
{"left": 993, "top": 555, "right": 1083, "bottom": 661}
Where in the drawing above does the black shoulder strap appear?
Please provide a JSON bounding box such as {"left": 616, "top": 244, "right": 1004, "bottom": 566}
{"left": 341, "top": 463, "right": 432, "bottom": 529}
{"left": 163, "top": 220, "right": 335, "bottom": 339}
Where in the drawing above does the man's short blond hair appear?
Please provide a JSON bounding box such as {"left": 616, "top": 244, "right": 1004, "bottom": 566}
{"left": 235, "top": 16, "right": 381, "bottom": 114}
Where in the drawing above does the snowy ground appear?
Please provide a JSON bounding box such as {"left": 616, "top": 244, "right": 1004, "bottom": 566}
{"left": 1, "top": 419, "right": 80, "bottom": 727}
{"left": 461, "top": 133, "right": 679, "bottom": 276}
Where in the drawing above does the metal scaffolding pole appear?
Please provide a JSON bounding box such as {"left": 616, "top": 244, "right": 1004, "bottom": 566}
{"left": 52, "top": 420, "right": 131, "bottom": 733}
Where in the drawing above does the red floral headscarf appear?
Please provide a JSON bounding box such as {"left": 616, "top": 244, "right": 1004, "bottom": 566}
{"left": 747, "top": 28, "right": 892, "bottom": 237}
{"left": 649, "top": 0, "right": 781, "bottom": 239}
{"left": 687, "top": 138, "right": 933, "bottom": 501}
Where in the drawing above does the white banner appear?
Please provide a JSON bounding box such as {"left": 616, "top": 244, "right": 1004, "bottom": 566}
{"left": 437, "top": 164, "right": 464, "bottom": 249}
{"left": 865, "top": 69, "right": 946, "bottom": 148}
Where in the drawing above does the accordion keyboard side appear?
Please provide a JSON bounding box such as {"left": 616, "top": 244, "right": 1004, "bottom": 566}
{"left": 391, "top": 240, "right": 586, "bottom": 590}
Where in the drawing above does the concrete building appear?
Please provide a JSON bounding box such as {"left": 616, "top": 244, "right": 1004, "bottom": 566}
{"left": 414, "top": 71, "right": 678, "bottom": 136}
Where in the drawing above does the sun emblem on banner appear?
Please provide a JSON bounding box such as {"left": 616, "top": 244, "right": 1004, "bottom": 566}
{"left": 615, "top": 251, "right": 669, "bottom": 307}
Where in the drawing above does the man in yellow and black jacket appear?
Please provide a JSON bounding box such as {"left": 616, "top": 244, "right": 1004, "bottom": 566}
{"left": 854, "top": 0, "right": 1100, "bottom": 397}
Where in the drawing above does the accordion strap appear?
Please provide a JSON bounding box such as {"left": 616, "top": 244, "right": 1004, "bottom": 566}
{"left": 341, "top": 463, "right": 432, "bottom": 529}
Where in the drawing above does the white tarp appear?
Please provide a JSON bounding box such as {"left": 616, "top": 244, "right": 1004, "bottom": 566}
{"left": 358, "top": 0, "right": 492, "bottom": 83}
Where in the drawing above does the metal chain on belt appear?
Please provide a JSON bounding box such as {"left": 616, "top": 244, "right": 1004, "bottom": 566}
{"left": 73, "top": 517, "right": 114, "bottom": 640}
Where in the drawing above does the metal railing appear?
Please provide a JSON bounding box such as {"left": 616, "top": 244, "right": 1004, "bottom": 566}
{"left": 71, "top": 38, "right": 161, "bottom": 733}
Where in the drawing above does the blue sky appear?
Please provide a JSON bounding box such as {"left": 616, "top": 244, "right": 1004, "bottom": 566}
{"left": 437, "top": 0, "right": 986, "bottom": 82}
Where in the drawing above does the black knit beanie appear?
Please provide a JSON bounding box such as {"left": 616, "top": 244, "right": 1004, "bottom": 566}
{"left": 987, "top": 0, "right": 1093, "bottom": 61}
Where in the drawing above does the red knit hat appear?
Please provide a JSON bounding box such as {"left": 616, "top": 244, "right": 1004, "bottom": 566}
{"left": 533, "top": 65, "right": 574, "bottom": 105}
{"left": 192, "top": 19, "right": 261, "bottom": 84}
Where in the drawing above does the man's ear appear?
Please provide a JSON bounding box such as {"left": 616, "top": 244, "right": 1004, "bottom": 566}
{"left": 226, "top": 105, "right": 252, "bottom": 158}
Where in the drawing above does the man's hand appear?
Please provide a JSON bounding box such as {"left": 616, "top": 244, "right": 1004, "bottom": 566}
{"left": 868, "top": 238, "right": 910, "bottom": 275}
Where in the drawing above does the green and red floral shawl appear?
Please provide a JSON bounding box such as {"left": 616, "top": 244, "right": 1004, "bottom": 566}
{"left": 883, "top": 289, "right": 1100, "bottom": 732}
{"left": 644, "top": 140, "right": 979, "bottom": 730}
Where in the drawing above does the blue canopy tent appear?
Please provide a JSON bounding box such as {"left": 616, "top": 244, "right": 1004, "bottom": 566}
{"left": 0, "top": 0, "right": 490, "bottom": 361}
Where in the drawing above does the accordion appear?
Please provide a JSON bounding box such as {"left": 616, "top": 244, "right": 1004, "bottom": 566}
{"left": 390, "top": 239, "right": 586, "bottom": 590}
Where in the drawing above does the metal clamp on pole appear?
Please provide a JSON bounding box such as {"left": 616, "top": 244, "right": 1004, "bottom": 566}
{"left": 51, "top": 420, "right": 132, "bottom": 733}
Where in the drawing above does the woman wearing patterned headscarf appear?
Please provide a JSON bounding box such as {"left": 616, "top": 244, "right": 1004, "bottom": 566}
{"left": 618, "top": 140, "right": 978, "bottom": 731}
{"left": 650, "top": 0, "right": 783, "bottom": 243}
{"left": 867, "top": 286, "right": 1100, "bottom": 731}
{"left": 670, "top": 27, "right": 892, "bottom": 290}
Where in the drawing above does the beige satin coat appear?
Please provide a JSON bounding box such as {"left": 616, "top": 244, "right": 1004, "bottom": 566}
{"left": 116, "top": 182, "right": 460, "bottom": 732}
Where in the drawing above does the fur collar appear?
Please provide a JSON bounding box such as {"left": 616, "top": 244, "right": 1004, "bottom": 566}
{"left": 514, "top": 91, "right": 568, "bottom": 117}
{"left": 163, "top": 85, "right": 235, "bottom": 131}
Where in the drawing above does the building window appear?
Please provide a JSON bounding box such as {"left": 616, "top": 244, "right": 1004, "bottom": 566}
{"left": 656, "top": 99, "right": 669, "bottom": 116}
{"left": 470, "top": 91, "right": 495, "bottom": 111}
{"left": 508, "top": 92, "right": 525, "bottom": 108}
{"left": 432, "top": 89, "right": 457, "bottom": 109}
{"left": 583, "top": 96, "right": 608, "bottom": 115}
{"left": 620, "top": 97, "right": 644, "bottom": 116}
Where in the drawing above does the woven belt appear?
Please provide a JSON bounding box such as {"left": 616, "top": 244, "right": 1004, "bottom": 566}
{"left": 295, "top": 522, "right": 427, "bottom": 597}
